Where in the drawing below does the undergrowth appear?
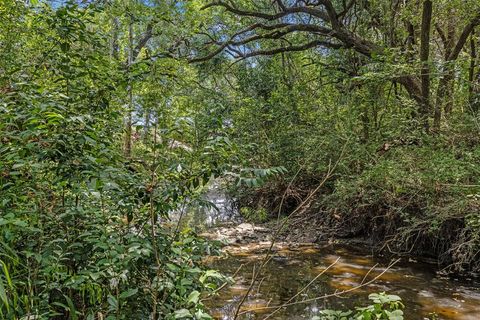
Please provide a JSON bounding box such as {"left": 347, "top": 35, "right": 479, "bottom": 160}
{"left": 236, "top": 117, "right": 480, "bottom": 275}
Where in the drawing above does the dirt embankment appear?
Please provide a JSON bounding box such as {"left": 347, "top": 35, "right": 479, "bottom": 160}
{"left": 236, "top": 186, "right": 480, "bottom": 277}
{"left": 267, "top": 206, "right": 480, "bottom": 277}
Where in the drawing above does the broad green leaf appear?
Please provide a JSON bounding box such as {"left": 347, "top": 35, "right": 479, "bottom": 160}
{"left": 174, "top": 308, "right": 192, "bottom": 319}
{"left": 119, "top": 288, "right": 138, "bottom": 299}
{"left": 187, "top": 290, "right": 200, "bottom": 305}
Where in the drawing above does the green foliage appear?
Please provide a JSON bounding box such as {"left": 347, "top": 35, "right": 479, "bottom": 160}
{"left": 0, "top": 1, "right": 233, "bottom": 319}
{"left": 316, "top": 293, "right": 405, "bottom": 320}
{"left": 239, "top": 207, "right": 268, "bottom": 223}
{"left": 2, "top": 0, "right": 480, "bottom": 318}
{"left": 225, "top": 37, "right": 480, "bottom": 274}
{"left": 233, "top": 167, "right": 287, "bottom": 188}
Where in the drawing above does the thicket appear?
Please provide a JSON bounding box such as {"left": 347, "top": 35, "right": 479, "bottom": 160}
{"left": 0, "top": 1, "right": 233, "bottom": 319}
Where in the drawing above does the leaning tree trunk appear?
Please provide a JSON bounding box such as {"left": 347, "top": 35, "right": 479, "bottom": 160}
{"left": 469, "top": 29, "right": 476, "bottom": 99}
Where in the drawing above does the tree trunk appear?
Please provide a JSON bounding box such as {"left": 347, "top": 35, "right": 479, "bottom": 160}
{"left": 469, "top": 29, "right": 476, "bottom": 102}
{"left": 111, "top": 17, "right": 120, "bottom": 60}
{"left": 470, "top": 30, "right": 480, "bottom": 113}
{"left": 144, "top": 110, "right": 151, "bottom": 144}
{"left": 420, "top": 0, "right": 433, "bottom": 133}
{"left": 434, "top": 15, "right": 458, "bottom": 130}
{"left": 443, "top": 66, "right": 455, "bottom": 115}
{"left": 444, "top": 15, "right": 456, "bottom": 115}
{"left": 124, "top": 16, "right": 134, "bottom": 158}
{"left": 434, "top": 69, "right": 454, "bottom": 129}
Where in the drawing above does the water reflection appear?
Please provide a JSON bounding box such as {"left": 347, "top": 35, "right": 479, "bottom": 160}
{"left": 206, "top": 243, "right": 480, "bottom": 320}
{"left": 170, "top": 182, "right": 241, "bottom": 229}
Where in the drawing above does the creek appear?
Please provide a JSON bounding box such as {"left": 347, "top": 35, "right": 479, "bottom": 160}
{"left": 177, "top": 184, "right": 480, "bottom": 320}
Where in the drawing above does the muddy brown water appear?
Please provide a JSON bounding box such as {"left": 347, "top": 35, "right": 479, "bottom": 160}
{"left": 175, "top": 184, "right": 480, "bottom": 319}
{"left": 204, "top": 243, "right": 480, "bottom": 319}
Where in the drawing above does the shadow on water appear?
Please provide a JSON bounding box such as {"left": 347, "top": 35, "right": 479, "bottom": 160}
{"left": 176, "top": 184, "right": 480, "bottom": 319}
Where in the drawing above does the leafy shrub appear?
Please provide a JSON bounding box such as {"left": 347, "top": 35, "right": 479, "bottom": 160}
{"left": 0, "top": 3, "right": 232, "bottom": 318}
{"left": 315, "top": 292, "right": 404, "bottom": 320}
{"left": 240, "top": 207, "right": 269, "bottom": 223}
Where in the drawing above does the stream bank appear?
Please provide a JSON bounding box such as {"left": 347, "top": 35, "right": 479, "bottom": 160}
{"left": 176, "top": 183, "right": 480, "bottom": 319}
{"left": 200, "top": 222, "right": 480, "bottom": 320}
